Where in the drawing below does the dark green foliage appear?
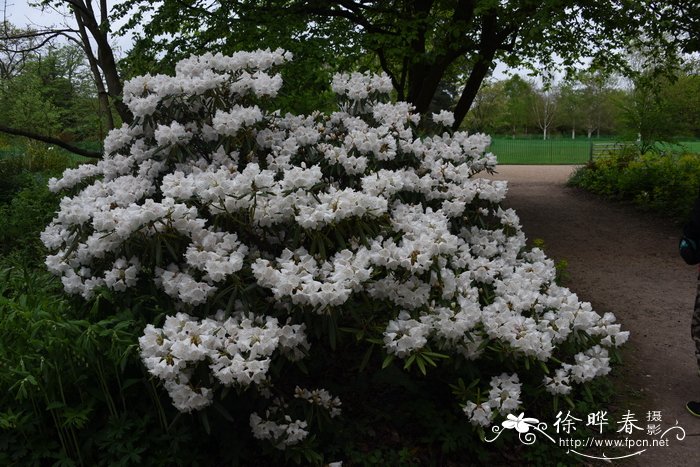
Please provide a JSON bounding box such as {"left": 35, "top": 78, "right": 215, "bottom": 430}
{"left": 0, "top": 261, "right": 203, "bottom": 466}
{"left": 0, "top": 143, "right": 81, "bottom": 259}
{"left": 0, "top": 181, "right": 57, "bottom": 259}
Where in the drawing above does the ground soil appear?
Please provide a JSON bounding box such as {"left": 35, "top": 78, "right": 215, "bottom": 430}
{"left": 481, "top": 165, "right": 700, "bottom": 466}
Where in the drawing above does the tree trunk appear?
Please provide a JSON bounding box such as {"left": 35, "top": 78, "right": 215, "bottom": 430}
{"left": 70, "top": 1, "right": 132, "bottom": 125}
{"left": 452, "top": 55, "right": 495, "bottom": 130}
{"left": 451, "top": 12, "right": 503, "bottom": 129}
{"left": 74, "top": 11, "right": 115, "bottom": 130}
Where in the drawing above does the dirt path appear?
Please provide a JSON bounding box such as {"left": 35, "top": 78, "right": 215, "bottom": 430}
{"left": 483, "top": 165, "right": 700, "bottom": 465}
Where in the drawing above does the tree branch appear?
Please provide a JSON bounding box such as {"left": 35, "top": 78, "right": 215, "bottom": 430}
{"left": 0, "top": 27, "right": 77, "bottom": 40}
{"left": 376, "top": 47, "right": 402, "bottom": 98}
{"left": 0, "top": 125, "right": 102, "bottom": 158}
{"left": 299, "top": 1, "right": 397, "bottom": 35}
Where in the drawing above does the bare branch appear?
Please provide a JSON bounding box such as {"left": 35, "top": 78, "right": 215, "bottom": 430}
{"left": 0, "top": 27, "right": 77, "bottom": 40}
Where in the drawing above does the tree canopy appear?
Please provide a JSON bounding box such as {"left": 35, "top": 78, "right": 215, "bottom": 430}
{"left": 116, "top": 0, "right": 689, "bottom": 129}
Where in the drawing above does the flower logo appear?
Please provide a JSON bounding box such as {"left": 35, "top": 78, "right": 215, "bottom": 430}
{"left": 502, "top": 412, "right": 540, "bottom": 433}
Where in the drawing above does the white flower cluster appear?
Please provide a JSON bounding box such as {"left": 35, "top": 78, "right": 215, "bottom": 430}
{"left": 249, "top": 386, "right": 342, "bottom": 449}
{"left": 250, "top": 399, "right": 309, "bottom": 450}
{"left": 331, "top": 71, "right": 393, "bottom": 101}
{"left": 123, "top": 50, "right": 291, "bottom": 119}
{"left": 139, "top": 310, "right": 309, "bottom": 412}
{"left": 463, "top": 373, "right": 522, "bottom": 427}
{"left": 43, "top": 50, "right": 627, "bottom": 443}
{"left": 432, "top": 110, "right": 455, "bottom": 128}
{"left": 294, "top": 386, "right": 342, "bottom": 418}
{"left": 543, "top": 344, "right": 611, "bottom": 396}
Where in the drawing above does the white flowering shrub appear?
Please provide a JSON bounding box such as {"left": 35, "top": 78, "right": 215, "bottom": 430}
{"left": 42, "top": 49, "right": 627, "bottom": 457}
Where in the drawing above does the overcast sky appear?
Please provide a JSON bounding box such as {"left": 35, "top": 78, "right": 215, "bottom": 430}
{"left": 6, "top": 1, "right": 73, "bottom": 30}
{"left": 4, "top": 1, "right": 134, "bottom": 55}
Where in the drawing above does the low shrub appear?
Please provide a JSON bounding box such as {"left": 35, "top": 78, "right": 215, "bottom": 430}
{"left": 569, "top": 150, "right": 700, "bottom": 221}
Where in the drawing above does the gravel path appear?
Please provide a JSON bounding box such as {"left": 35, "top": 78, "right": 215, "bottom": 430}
{"left": 482, "top": 165, "right": 700, "bottom": 465}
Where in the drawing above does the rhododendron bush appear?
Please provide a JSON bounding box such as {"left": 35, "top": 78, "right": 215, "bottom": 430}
{"left": 42, "top": 49, "right": 627, "bottom": 456}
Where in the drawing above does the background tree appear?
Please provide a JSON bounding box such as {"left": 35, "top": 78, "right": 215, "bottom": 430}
{"left": 563, "top": 70, "right": 619, "bottom": 139}
{"left": 660, "top": 66, "right": 700, "bottom": 139}
{"left": 532, "top": 82, "right": 558, "bottom": 140}
{"left": 578, "top": 71, "right": 608, "bottom": 138}
{"left": 0, "top": 40, "right": 106, "bottom": 146}
{"left": 462, "top": 79, "right": 507, "bottom": 134}
{"left": 3, "top": 65, "right": 62, "bottom": 136}
{"left": 557, "top": 81, "right": 582, "bottom": 139}
{"left": 0, "top": 20, "right": 46, "bottom": 79}
{"left": 615, "top": 38, "right": 690, "bottom": 151}
{"left": 501, "top": 74, "right": 536, "bottom": 137}
{"left": 652, "top": 1, "right": 700, "bottom": 54}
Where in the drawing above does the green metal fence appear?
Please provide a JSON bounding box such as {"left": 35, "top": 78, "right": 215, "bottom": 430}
{"left": 487, "top": 138, "right": 700, "bottom": 165}
{"left": 487, "top": 138, "right": 602, "bottom": 165}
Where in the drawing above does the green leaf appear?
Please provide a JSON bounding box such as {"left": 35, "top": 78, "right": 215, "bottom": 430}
{"left": 46, "top": 401, "right": 65, "bottom": 411}
{"left": 403, "top": 354, "right": 416, "bottom": 370}
{"left": 155, "top": 238, "right": 163, "bottom": 265}
{"left": 359, "top": 344, "right": 373, "bottom": 372}
{"left": 381, "top": 354, "right": 395, "bottom": 369}
{"left": 296, "top": 359, "right": 309, "bottom": 375}
{"left": 212, "top": 401, "right": 235, "bottom": 422}
{"left": 415, "top": 356, "right": 427, "bottom": 375}
{"left": 421, "top": 350, "right": 449, "bottom": 360}
{"left": 121, "top": 378, "right": 142, "bottom": 391}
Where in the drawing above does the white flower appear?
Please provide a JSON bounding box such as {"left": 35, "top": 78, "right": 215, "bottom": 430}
{"left": 212, "top": 105, "right": 263, "bottom": 135}
{"left": 487, "top": 373, "right": 522, "bottom": 414}
{"left": 294, "top": 386, "right": 342, "bottom": 418}
{"left": 432, "top": 110, "right": 455, "bottom": 127}
{"left": 463, "top": 400, "right": 493, "bottom": 427}
{"left": 544, "top": 367, "right": 573, "bottom": 395}
{"left": 250, "top": 409, "right": 309, "bottom": 450}
{"left": 164, "top": 380, "right": 214, "bottom": 412}
{"left": 383, "top": 311, "right": 431, "bottom": 357}
{"left": 155, "top": 121, "right": 191, "bottom": 146}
